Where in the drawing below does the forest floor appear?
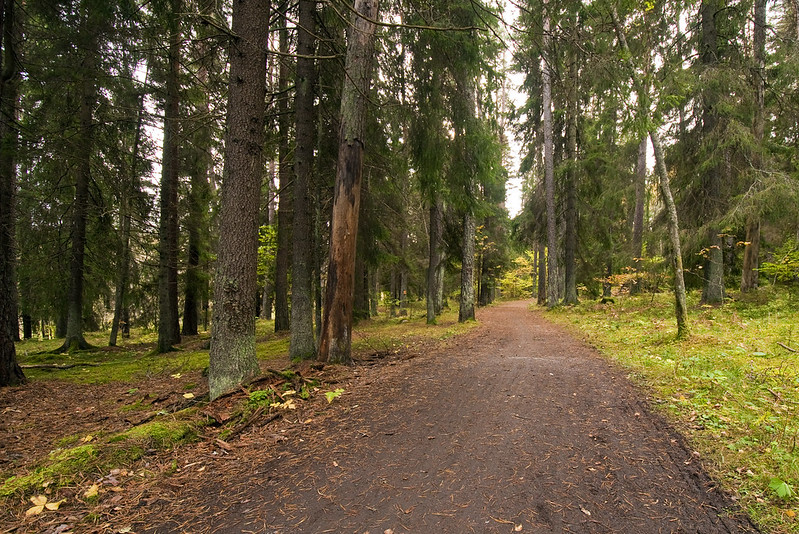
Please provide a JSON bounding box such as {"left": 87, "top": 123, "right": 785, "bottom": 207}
{"left": 1, "top": 300, "right": 762, "bottom": 533}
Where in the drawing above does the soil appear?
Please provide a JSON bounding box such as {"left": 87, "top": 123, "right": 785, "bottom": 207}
{"left": 1, "top": 300, "right": 760, "bottom": 533}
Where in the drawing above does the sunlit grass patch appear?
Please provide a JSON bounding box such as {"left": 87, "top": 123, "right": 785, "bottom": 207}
{"left": 547, "top": 287, "right": 799, "bottom": 532}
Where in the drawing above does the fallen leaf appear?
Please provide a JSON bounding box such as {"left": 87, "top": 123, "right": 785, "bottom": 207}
{"left": 515, "top": 525, "right": 523, "bottom": 532}
{"left": 81, "top": 435, "right": 94, "bottom": 443}
{"left": 118, "top": 527, "right": 133, "bottom": 533}
{"left": 785, "top": 510, "right": 796, "bottom": 518}
{"left": 183, "top": 393, "right": 195, "bottom": 399}
{"left": 84, "top": 484, "right": 99, "bottom": 499}
{"left": 170, "top": 373, "right": 182, "bottom": 379}
{"left": 579, "top": 506, "right": 591, "bottom": 516}
{"left": 45, "top": 499, "right": 66, "bottom": 511}
{"left": 25, "top": 504, "right": 45, "bottom": 516}
{"left": 30, "top": 495, "right": 48, "bottom": 506}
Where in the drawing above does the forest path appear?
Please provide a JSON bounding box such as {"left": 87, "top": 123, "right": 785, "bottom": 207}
{"left": 148, "top": 300, "right": 758, "bottom": 534}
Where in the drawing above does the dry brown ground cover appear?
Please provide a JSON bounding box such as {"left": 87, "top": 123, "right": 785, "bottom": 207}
{"left": 1, "top": 301, "right": 760, "bottom": 533}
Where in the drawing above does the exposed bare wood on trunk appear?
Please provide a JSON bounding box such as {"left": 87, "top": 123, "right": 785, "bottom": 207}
{"left": 317, "top": 0, "right": 379, "bottom": 364}
{"left": 209, "top": 0, "right": 268, "bottom": 400}
{"left": 0, "top": 0, "right": 24, "bottom": 385}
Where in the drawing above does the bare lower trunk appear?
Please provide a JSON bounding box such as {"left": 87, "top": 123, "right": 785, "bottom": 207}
{"left": 273, "top": 9, "right": 292, "bottom": 332}
{"left": 61, "top": 6, "right": 96, "bottom": 352}
{"left": 0, "top": 0, "right": 24, "bottom": 385}
{"left": 459, "top": 212, "right": 476, "bottom": 322}
{"left": 542, "top": 0, "right": 558, "bottom": 309}
{"left": 157, "top": 0, "right": 182, "bottom": 351}
{"left": 317, "top": 0, "right": 378, "bottom": 364}
{"left": 427, "top": 200, "right": 443, "bottom": 323}
{"left": 742, "top": 0, "right": 765, "bottom": 293}
{"left": 631, "top": 136, "right": 646, "bottom": 295}
{"left": 651, "top": 130, "right": 689, "bottom": 338}
{"left": 537, "top": 241, "right": 546, "bottom": 306}
{"left": 209, "top": 0, "right": 267, "bottom": 400}
{"left": 290, "top": 0, "right": 317, "bottom": 359}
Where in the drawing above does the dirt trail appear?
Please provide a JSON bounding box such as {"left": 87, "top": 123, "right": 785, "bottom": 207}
{"left": 146, "top": 300, "right": 758, "bottom": 533}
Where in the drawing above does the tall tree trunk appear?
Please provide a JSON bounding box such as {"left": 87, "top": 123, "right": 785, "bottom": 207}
{"left": 536, "top": 240, "right": 547, "bottom": 306}
{"left": 0, "top": 0, "right": 24, "bottom": 385}
{"left": 426, "top": 199, "right": 443, "bottom": 323}
{"left": 742, "top": 0, "right": 766, "bottom": 292}
{"left": 110, "top": 82, "right": 146, "bottom": 347}
{"left": 700, "top": 0, "right": 724, "bottom": 305}
{"left": 542, "top": 0, "right": 558, "bottom": 309}
{"left": 209, "top": 0, "right": 268, "bottom": 400}
{"left": 60, "top": 4, "right": 97, "bottom": 352}
{"left": 290, "top": 0, "right": 317, "bottom": 359}
{"left": 610, "top": 6, "right": 688, "bottom": 338}
{"left": 563, "top": 45, "right": 579, "bottom": 305}
{"left": 273, "top": 7, "right": 292, "bottom": 332}
{"left": 459, "top": 212, "right": 476, "bottom": 322}
{"left": 631, "top": 136, "right": 647, "bottom": 295}
{"left": 260, "top": 163, "right": 275, "bottom": 320}
{"left": 317, "top": 0, "right": 378, "bottom": 364}
{"left": 651, "top": 130, "right": 689, "bottom": 338}
{"left": 157, "top": 0, "right": 182, "bottom": 351}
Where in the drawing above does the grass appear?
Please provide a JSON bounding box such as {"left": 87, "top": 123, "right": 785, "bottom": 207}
{"left": 15, "top": 307, "right": 477, "bottom": 384}
{"left": 546, "top": 287, "right": 799, "bottom": 533}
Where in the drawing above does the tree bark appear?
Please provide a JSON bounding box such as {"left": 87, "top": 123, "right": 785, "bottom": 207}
{"left": 536, "top": 240, "right": 547, "bottom": 306}
{"left": 542, "top": 0, "right": 558, "bottom": 309}
{"left": 631, "top": 136, "right": 647, "bottom": 295}
{"left": 459, "top": 212, "right": 476, "bottom": 321}
{"left": 317, "top": 0, "right": 378, "bottom": 364}
{"left": 157, "top": 0, "right": 182, "bottom": 351}
{"left": 426, "top": 199, "right": 443, "bottom": 323}
{"left": 651, "top": 130, "right": 689, "bottom": 338}
{"left": 209, "top": 0, "right": 268, "bottom": 400}
{"left": 60, "top": 3, "right": 97, "bottom": 352}
{"left": 742, "top": 0, "right": 766, "bottom": 293}
{"left": 110, "top": 81, "right": 146, "bottom": 347}
{"left": 273, "top": 7, "right": 292, "bottom": 333}
{"left": 290, "top": 0, "right": 318, "bottom": 359}
{"left": 699, "top": 0, "right": 724, "bottom": 305}
{"left": 563, "top": 44, "right": 579, "bottom": 306}
{"left": 610, "top": 5, "right": 688, "bottom": 337}
{"left": 0, "top": 0, "right": 24, "bottom": 385}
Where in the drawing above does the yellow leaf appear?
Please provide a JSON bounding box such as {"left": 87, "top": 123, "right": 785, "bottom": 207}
{"left": 81, "top": 435, "right": 94, "bottom": 443}
{"left": 30, "top": 495, "right": 47, "bottom": 506}
{"left": 183, "top": 393, "right": 195, "bottom": 399}
{"left": 45, "top": 499, "right": 66, "bottom": 511}
{"left": 25, "top": 504, "right": 45, "bottom": 516}
{"left": 515, "top": 525, "right": 523, "bottom": 532}
{"left": 786, "top": 509, "right": 796, "bottom": 518}
{"left": 84, "top": 484, "right": 99, "bottom": 499}
{"left": 170, "top": 373, "right": 182, "bottom": 379}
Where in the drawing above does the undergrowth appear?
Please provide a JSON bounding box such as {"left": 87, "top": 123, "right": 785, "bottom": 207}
{"left": 547, "top": 287, "right": 799, "bottom": 533}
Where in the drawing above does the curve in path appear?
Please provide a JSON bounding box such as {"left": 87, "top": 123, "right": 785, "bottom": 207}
{"left": 148, "top": 300, "right": 758, "bottom": 534}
